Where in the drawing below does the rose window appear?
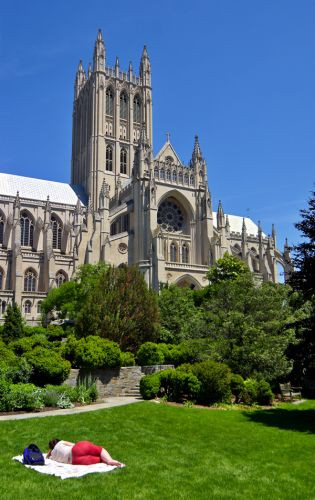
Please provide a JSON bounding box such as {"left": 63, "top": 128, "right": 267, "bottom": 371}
{"left": 157, "top": 200, "right": 184, "bottom": 232}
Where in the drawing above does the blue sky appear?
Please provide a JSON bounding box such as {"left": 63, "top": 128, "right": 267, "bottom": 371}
{"left": 0, "top": 0, "right": 314, "bottom": 251}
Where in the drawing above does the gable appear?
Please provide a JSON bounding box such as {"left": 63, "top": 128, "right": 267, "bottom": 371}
{"left": 154, "top": 141, "right": 183, "bottom": 166}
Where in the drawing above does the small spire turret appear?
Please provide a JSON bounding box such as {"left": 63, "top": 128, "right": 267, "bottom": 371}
{"left": 93, "top": 29, "right": 105, "bottom": 71}
{"left": 128, "top": 61, "right": 133, "bottom": 80}
{"left": 115, "top": 56, "right": 120, "bottom": 77}
{"left": 191, "top": 135, "right": 203, "bottom": 165}
{"left": 217, "top": 200, "right": 225, "bottom": 229}
{"left": 139, "top": 45, "right": 151, "bottom": 86}
{"left": 88, "top": 63, "right": 92, "bottom": 78}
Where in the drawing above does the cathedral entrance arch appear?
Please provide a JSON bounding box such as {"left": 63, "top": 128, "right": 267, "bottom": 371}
{"left": 175, "top": 274, "right": 201, "bottom": 290}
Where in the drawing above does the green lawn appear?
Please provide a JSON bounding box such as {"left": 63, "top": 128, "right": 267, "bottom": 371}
{"left": 1, "top": 400, "right": 315, "bottom": 499}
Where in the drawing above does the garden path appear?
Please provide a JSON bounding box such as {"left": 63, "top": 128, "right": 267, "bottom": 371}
{"left": 0, "top": 397, "right": 142, "bottom": 421}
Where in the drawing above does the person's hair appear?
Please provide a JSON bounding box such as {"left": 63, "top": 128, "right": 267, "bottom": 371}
{"left": 48, "top": 439, "right": 60, "bottom": 451}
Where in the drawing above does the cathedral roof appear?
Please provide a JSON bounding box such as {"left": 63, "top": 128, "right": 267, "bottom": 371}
{"left": 0, "top": 173, "right": 86, "bottom": 205}
{"left": 213, "top": 212, "right": 266, "bottom": 237}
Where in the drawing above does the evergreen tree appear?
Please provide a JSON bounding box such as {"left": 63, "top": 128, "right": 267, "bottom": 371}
{"left": 290, "top": 190, "right": 315, "bottom": 299}
{"left": 2, "top": 303, "right": 24, "bottom": 343}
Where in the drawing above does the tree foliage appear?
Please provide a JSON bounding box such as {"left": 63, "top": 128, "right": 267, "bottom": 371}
{"left": 2, "top": 303, "right": 24, "bottom": 343}
{"left": 290, "top": 190, "right": 315, "bottom": 299}
{"left": 206, "top": 253, "right": 251, "bottom": 284}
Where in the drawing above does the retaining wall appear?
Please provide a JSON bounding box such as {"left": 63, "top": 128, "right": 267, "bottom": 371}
{"left": 64, "top": 365, "right": 174, "bottom": 398}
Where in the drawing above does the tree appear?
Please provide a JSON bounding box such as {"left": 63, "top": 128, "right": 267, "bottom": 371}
{"left": 290, "top": 190, "right": 315, "bottom": 299}
{"left": 42, "top": 264, "right": 160, "bottom": 351}
{"left": 75, "top": 266, "right": 159, "bottom": 351}
{"left": 2, "top": 303, "right": 24, "bottom": 343}
{"left": 206, "top": 253, "right": 251, "bottom": 285}
{"left": 158, "top": 285, "right": 206, "bottom": 343}
{"left": 199, "top": 277, "right": 297, "bottom": 382}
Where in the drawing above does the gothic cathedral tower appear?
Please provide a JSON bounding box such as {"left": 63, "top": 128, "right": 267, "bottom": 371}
{"left": 71, "top": 30, "right": 153, "bottom": 209}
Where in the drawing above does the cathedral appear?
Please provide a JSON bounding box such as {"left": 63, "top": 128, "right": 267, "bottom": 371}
{"left": 0, "top": 30, "right": 291, "bottom": 322}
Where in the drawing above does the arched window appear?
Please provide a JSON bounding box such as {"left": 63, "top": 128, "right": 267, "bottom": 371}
{"left": 120, "top": 92, "right": 128, "bottom": 120}
{"left": 0, "top": 212, "right": 4, "bottom": 245}
{"left": 106, "top": 145, "right": 113, "bottom": 171}
{"left": 24, "top": 300, "right": 32, "bottom": 314}
{"left": 172, "top": 170, "right": 177, "bottom": 182}
{"left": 166, "top": 170, "right": 171, "bottom": 181}
{"left": 24, "top": 269, "right": 36, "bottom": 292}
{"left": 182, "top": 244, "right": 189, "bottom": 263}
{"left": 133, "top": 95, "right": 141, "bottom": 123}
{"left": 154, "top": 167, "right": 159, "bottom": 179}
{"left": 184, "top": 173, "right": 189, "bottom": 185}
{"left": 0, "top": 268, "right": 3, "bottom": 290}
{"left": 157, "top": 199, "right": 185, "bottom": 232}
{"left": 170, "top": 242, "right": 177, "bottom": 262}
{"left": 190, "top": 175, "right": 194, "bottom": 185}
{"left": 178, "top": 172, "right": 183, "bottom": 184}
{"left": 51, "top": 215, "right": 62, "bottom": 250}
{"left": 106, "top": 87, "right": 114, "bottom": 116}
{"left": 120, "top": 149, "right": 127, "bottom": 175}
{"left": 110, "top": 213, "right": 129, "bottom": 236}
{"left": 20, "top": 211, "right": 34, "bottom": 247}
{"left": 37, "top": 301, "right": 42, "bottom": 314}
{"left": 160, "top": 168, "right": 165, "bottom": 180}
{"left": 56, "top": 271, "right": 67, "bottom": 288}
{"left": 1, "top": 301, "right": 6, "bottom": 315}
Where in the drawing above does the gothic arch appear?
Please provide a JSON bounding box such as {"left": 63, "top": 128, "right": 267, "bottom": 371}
{"left": 157, "top": 189, "right": 195, "bottom": 222}
{"left": 20, "top": 210, "right": 35, "bottom": 247}
{"left": 175, "top": 274, "right": 201, "bottom": 290}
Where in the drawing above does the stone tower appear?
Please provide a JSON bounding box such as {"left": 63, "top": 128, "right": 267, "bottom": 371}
{"left": 71, "top": 30, "right": 153, "bottom": 210}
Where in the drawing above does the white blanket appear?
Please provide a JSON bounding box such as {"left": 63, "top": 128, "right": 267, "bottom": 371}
{"left": 13, "top": 454, "right": 123, "bottom": 480}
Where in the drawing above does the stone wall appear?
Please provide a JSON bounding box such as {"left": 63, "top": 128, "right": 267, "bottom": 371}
{"left": 64, "top": 365, "right": 174, "bottom": 398}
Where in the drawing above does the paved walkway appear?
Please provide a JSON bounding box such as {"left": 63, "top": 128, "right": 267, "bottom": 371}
{"left": 0, "top": 397, "right": 143, "bottom": 421}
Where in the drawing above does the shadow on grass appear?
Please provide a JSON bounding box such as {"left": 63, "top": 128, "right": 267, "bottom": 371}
{"left": 243, "top": 408, "right": 315, "bottom": 434}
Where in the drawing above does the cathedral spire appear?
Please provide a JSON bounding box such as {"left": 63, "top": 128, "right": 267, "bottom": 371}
{"left": 191, "top": 135, "right": 203, "bottom": 165}
{"left": 217, "top": 200, "right": 225, "bottom": 229}
{"left": 242, "top": 217, "right": 247, "bottom": 241}
{"left": 93, "top": 29, "right": 105, "bottom": 71}
{"left": 115, "top": 56, "right": 120, "bottom": 77}
{"left": 139, "top": 45, "right": 151, "bottom": 86}
{"left": 74, "top": 60, "right": 86, "bottom": 98}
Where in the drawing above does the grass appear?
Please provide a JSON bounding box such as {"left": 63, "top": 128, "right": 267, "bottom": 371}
{"left": 1, "top": 400, "right": 315, "bottom": 499}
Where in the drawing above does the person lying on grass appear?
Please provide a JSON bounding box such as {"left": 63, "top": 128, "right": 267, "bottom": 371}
{"left": 47, "top": 439, "right": 124, "bottom": 467}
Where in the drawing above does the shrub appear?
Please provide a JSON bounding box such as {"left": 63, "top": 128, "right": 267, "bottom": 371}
{"left": 75, "top": 336, "right": 121, "bottom": 369}
{"left": 191, "top": 360, "right": 232, "bottom": 405}
{"left": 46, "top": 325, "right": 66, "bottom": 340}
{"left": 159, "top": 369, "right": 201, "bottom": 402}
{"left": 2, "top": 303, "right": 24, "bottom": 343}
{"left": 240, "top": 378, "right": 258, "bottom": 405}
{"left": 0, "top": 340, "right": 17, "bottom": 367}
{"left": 44, "top": 384, "right": 77, "bottom": 403}
{"left": 25, "top": 347, "right": 71, "bottom": 386}
{"left": 60, "top": 335, "right": 79, "bottom": 366}
{"left": 23, "top": 326, "right": 47, "bottom": 337}
{"left": 256, "top": 380, "right": 274, "bottom": 405}
{"left": 5, "top": 383, "right": 44, "bottom": 411}
{"left": 139, "top": 373, "right": 161, "bottom": 399}
{"left": 0, "top": 378, "right": 10, "bottom": 411}
{"left": 6, "top": 358, "right": 33, "bottom": 384}
{"left": 230, "top": 374, "right": 245, "bottom": 403}
{"left": 136, "top": 342, "right": 164, "bottom": 366}
{"left": 120, "top": 352, "right": 135, "bottom": 366}
{"left": 57, "top": 393, "right": 74, "bottom": 409}
{"left": 10, "top": 334, "right": 48, "bottom": 355}
{"left": 43, "top": 389, "right": 60, "bottom": 407}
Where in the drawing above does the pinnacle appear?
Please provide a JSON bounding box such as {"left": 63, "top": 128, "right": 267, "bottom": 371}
{"left": 97, "top": 29, "right": 103, "bottom": 42}
{"left": 142, "top": 45, "right": 148, "bottom": 58}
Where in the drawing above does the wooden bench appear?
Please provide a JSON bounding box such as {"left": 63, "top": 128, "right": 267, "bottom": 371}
{"left": 279, "top": 383, "right": 302, "bottom": 401}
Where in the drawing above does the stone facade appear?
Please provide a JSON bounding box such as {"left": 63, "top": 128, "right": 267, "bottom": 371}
{"left": 65, "top": 365, "right": 174, "bottom": 398}
{"left": 0, "top": 30, "right": 292, "bottom": 322}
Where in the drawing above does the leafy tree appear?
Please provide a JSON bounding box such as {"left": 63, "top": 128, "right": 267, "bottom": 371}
{"left": 206, "top": 253, "right": 251, "bottom": 285}
{"left": 199, "top": 277, "right": 297, "bottom": 382}
{"left": 289, "top": 190, "right": 315, "bottom": 299}
{"left": 158, "top": 285, "right": 206, "bottom": 343}
{"left": 2, "top": 303, "right": 24, "bottom": 343}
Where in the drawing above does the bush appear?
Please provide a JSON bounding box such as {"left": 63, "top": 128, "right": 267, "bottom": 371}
{"left": 75, "top": 336, "right": 121, "bottom": 369}
{"left": 5, "top": 383, "right": 44, "bottom": 411}
{"left": 44, "top": 384, "right": 77, "bottom": 403}
{"left": 56, "top": 393, "right": 74, "bottom": 409}
{"left": 139, "top": 373, "right": 161, "bottom": 399}
{"left": 6, "top": 358, "right": 33, "bottom": 384}
{"left": 240, "top": 378, "right": 258, "bottom": 405}
{"left": 25, "top": 347, "right": 71, "bottom": 386}
{"left": 136, "top": 342, "right": 164, "bottom": 366}
{"left": 230, "top": 374, "right": 245, "bottom": 403}
{"left": 159, "top": 369, "right": 201, "bottom": 402}
{"left": 0, "top": 340, "right": 17, "bottom": 367}
{"left": 23, "top": 326, "right": 47, "bottom": 337}
{"left": 0, "top": 378, "right": 10, "bottom": 411}
{"left": 60, "top": 335, "right": 79, "bottom": 366}
{"left": 10, "top": 334, "right": 48, "bottom": 355}
{"left": 46, "top": 325, "right": 66, "bottom": 340}
{"left": 190, "top": 360, "right": 232, "bottom": 405}
{"left": 2, "top": 303, "right": 24, "bottom": 343}
{"left": 256, "top": 380, "right": 274, "bottom": 405}
{"left": 120, "top": 352, "right": 135, "bottom": 366}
